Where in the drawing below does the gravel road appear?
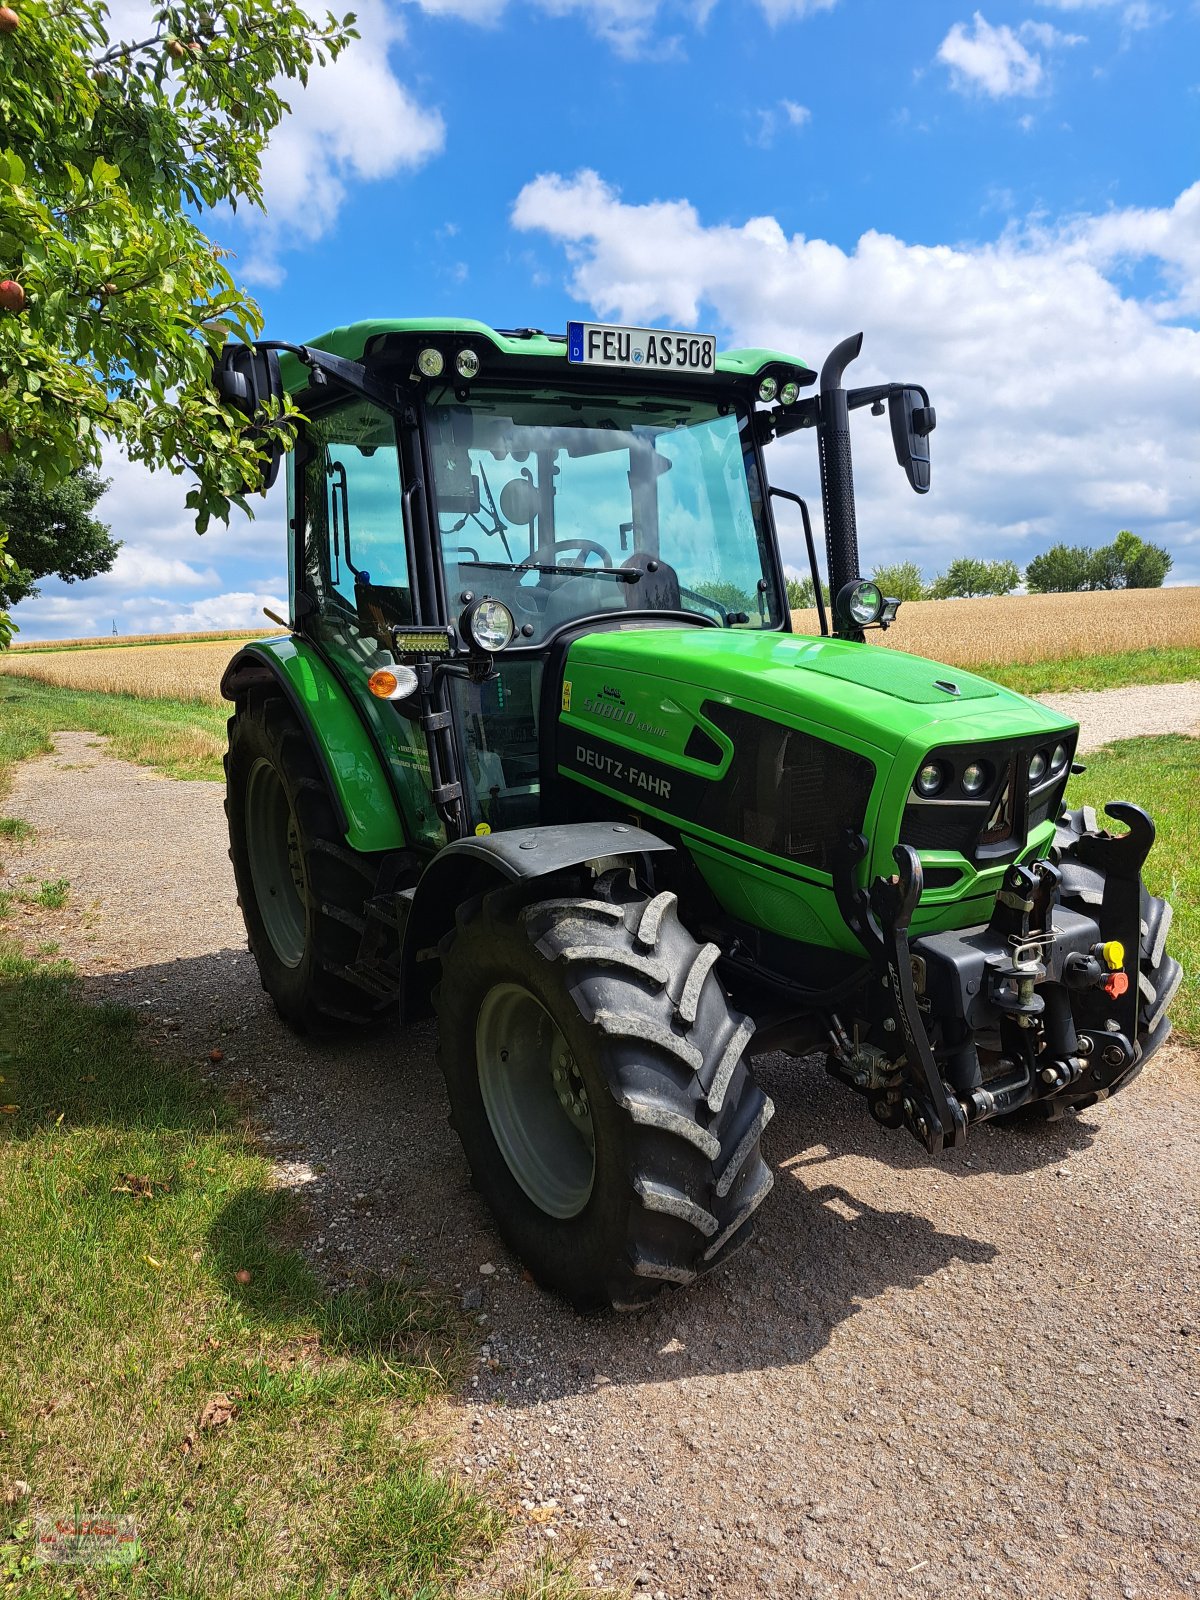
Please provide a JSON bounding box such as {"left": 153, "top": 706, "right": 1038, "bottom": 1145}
{"left": 3, "top": 698, "right": 1198, "bottom": 1600}
{"left": 1037, "top": 682, "right": 1200, "bottom": 753}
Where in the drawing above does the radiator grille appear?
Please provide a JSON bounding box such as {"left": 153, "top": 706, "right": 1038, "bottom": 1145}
{"left": 696, "top": 704, "right": 875, "bottom": 872}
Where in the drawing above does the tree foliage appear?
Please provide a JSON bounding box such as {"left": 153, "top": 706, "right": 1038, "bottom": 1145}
{"left": 0, "top": 460, "right": 118, "bottom": 606}
{"left": 0, "top": 0, "right": 356, "bottom": 537}
{"left": 929, "top": 557, "right": 1019, "bottom": 599}
{"left": 1025, "top": 531, "right": 1172, "bottom": 592}
{"left": 870, "top": 560, "right": 927, "bottom": 602}
{"left": 1024, "top": 543, "right": 1094, "bottom": 594}
{"left": 785, "top": 574, "right": 830, "bottom": 610}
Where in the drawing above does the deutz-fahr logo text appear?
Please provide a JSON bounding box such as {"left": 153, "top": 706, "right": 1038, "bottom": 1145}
{"left": 577, "top": 746, "right": 672, "bottom": 799}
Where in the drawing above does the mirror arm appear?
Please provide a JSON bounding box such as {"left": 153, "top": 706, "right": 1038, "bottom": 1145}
{"left": 249, "top": 341, "right": 407, "bottom": 413}
{"left": 846, "top": 382, "right": 931, "bottom": 414}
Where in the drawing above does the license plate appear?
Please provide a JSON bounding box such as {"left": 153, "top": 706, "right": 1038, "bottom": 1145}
{"left": 567, "top": 321, "right": 717, "bottom": 375}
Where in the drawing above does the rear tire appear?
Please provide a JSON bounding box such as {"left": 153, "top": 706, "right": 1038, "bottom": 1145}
{"left": 434, "top": 870, "right": 774, "bottom": 1310}
{"left": 225, "top": 694, "right": 396, "bottom": 1032}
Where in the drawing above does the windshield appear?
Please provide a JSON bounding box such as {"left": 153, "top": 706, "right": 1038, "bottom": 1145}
{"left": 425, "top": 385, "right": 783, "bottom": 644}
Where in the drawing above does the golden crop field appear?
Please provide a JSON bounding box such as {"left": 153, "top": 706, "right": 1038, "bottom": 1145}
{"left": 792, "top": 585, "right": 1200, "bottom": 667}
{"left": 0, "top": 638, "right": 243, "bottom": 705}
{"left": 9, "top": 626, "right": 285, "bottom": 653}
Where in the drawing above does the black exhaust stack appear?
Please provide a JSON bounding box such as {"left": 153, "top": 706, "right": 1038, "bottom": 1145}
{"left": 817, "top": 332, "right": 864, "bottom": 640}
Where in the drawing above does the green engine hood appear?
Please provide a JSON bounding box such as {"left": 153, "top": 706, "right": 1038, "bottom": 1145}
{"left": 555, "top": 624, "right": 1079, "bottom": 953}
{"left": 560, "top": 625, "right": 1074, "bottom": 760}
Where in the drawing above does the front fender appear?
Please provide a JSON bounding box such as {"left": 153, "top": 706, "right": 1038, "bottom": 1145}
{"left": 221, "top": 638, "right": 407, "bottom": 854}
{"left": 400, "top": 821, "right": 675, "bottom": 1021}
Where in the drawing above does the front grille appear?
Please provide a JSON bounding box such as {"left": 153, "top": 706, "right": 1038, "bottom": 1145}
{"left": 900, "top": 733, "right": 1075, "bottom": 867}
{"left": 696, "top": 703, "right": 875, "bottom": 872}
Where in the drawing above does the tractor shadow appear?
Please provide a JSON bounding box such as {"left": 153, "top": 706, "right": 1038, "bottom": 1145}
{"left": 71, "top": 951, "right": 1108, "bottom": 1403}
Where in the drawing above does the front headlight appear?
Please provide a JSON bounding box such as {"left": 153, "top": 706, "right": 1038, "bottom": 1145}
{"left": 461, "top": 596, "right": 515, "bottom": 653}
{"left": 915, "top": 761, "right": 945, "bottom": 797}
{"left": 835, "top": 579, "right": 885, "bottom": 630}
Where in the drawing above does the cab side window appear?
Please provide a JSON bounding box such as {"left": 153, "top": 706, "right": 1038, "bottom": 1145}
{"left": 301, "top": 399, "right": 413, "bottom": 657}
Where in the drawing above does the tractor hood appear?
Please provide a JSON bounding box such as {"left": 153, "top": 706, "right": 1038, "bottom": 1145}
{"left": 553, "top": 625, "right": 1079, "bottom": 954}
{"left": 558, "top": 626, "right": 1074, "bottom": 765}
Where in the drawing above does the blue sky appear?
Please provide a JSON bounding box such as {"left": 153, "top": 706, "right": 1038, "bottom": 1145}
{"left": 14, "top": 0, "right": 1199, "bottom": 638}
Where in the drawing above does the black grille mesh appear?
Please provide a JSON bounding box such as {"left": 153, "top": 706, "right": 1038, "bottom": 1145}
{"left": 697, "top": 703, "right": 875, "bottom": 871}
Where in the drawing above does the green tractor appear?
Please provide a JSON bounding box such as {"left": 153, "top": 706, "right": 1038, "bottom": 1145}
{"left": 214, "top": 318, "right": 1180, "bottom": 1310}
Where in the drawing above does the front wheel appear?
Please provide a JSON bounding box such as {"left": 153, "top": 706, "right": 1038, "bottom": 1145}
{"left": 434, "top": 871, "right": 774, "bottom": 1310}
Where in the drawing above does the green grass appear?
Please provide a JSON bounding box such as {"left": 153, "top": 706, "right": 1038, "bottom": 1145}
{"left": 28, "top": 878, "right": 69, "bottom": 910}
{"left": 0, "top": 940, "right": 508, "bottom": 1598}
{"left": 0, "top": 818, "right": 32, "bottom": 842}
{"left": 1067, "top": 733, "right": 1198, "bottom": 1041}
{"left": 0, "top": 679, "right": 227, "bottom": 783}
{"left": 980, "top": 645, "right": 1200, "bottom": 695}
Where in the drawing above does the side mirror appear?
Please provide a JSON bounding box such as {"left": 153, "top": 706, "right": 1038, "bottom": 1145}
{"left": 213, "top": 343, "right": 286, "bottom": 491}
{"left": 888, "top": 386, "right": 935, "bottom": 494}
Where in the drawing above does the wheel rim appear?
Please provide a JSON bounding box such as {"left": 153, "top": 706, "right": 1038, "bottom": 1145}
{"left": 245, "top": 756, "right": 307, "bottom": 969}
{"left": 476, "top": 982, "right": 596, "bottom": 1219}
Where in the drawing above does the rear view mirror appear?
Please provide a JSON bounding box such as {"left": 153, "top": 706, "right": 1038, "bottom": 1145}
{"left": 888, "top": 385, "right": 935, "bottom": 494}
{"left": 213, "top": 343, "right": 286, "bottom": 491}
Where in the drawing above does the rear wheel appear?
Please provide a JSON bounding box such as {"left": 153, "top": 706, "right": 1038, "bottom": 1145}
{"left": 226, "top": 694, "right": 396, "bottom": 1032}
{"left": 434, "top": 870, "right": 774, "bottom": 1310}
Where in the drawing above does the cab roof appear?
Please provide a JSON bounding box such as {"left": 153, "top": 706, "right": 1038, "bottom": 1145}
{"left": 279, "top": 317, "right": 813, "bottom": 395}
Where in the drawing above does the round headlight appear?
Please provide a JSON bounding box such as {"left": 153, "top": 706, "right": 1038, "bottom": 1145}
{"left": 1028, "top": 750, "right": 1048, "bottom": 784}
{"left": 758, "top": 376, "right": 778, "bottom": 403}
{"left": 961, "top": 761, "right": 989, "bottom": 795}
{"left": 779, "top": 380, "right": 800, "bottom": 405}
{"left": 916, "top": 762, "right": 945, "bottom": 798}
{"left": 455, "top": 348, "right": 480, "bottom": 380}
{"left": 463, "top": 597, "right": 514, "bottom": 653}
{"left": 1050, "top": 742, "right": 1068, "bottom": 771}
{"left": 417, "top": 347, "right": 444, "bottom": 378}
{"left": 841, "top": 579, "right": 884, "bottom": 628}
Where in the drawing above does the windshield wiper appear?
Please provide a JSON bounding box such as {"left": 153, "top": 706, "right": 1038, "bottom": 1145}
{"left": 456, "top": 559, "right": 640, "bottom": 584}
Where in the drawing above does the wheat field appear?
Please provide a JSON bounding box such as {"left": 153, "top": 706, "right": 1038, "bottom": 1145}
{"left": 792, "top": 585, "right": 1200, "bottom": 667}
{"left": 0, "top": 589, "right": 1196, "bottom": 705}
{"left": 0, "top": 638, "right": 245, "bottom": 705}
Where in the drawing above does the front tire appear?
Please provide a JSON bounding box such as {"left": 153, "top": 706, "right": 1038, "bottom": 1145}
{"left": 434, "top": 870, "right": 774, "bottom": 1310}
{"left": 225, "top": 694, "right": 396, "bottom": 1032}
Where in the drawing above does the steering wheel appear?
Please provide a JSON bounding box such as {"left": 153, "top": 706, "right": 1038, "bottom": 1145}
{"left": 518, "top": 538, "right": 615, "bottom": 569}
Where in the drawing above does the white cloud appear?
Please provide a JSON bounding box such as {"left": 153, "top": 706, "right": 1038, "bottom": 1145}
{"left": 937, "top": 14, "right": 1044, "bottom": 97}
{"left": 750, "top": 98, "right": 813, "bottom": 146}
{"left": 99, "top": 3, "right": 443, "bottom": 285}
{"left": 511, "top": 170, "right": 1200, "bottom": 586}
{"left": 7, "top": 445, "right": 290, "bottom": 641}
{"left": 404, "top": 0, "right": 836, "bottom": 56}
{"left": 242, "top": 1, "right": 444, "bottom": 282}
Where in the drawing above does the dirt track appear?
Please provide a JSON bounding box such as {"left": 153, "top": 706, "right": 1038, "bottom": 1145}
{"left": 3, "top": 732, "right": 1198, "bottom": 1600}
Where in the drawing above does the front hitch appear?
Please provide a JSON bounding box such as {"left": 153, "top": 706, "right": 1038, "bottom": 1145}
{"left": 833, "top": 833, "right": 967, "bottom": 1154}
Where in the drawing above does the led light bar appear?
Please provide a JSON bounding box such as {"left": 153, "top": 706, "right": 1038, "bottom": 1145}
{"left": 389, "top": 626, "right": 456, "bottom": 660}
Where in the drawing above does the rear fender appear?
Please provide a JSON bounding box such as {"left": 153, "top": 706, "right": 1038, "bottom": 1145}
{"left": 221, "top": 638, "right": 407, "bottom": 854}
{"left": 400, "top": 821, "right": 675, "bottom": 1021}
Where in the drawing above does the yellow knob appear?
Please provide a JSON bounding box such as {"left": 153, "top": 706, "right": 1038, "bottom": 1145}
{"left": 1101, "top": 940, "right": 1124, "bottom": 971}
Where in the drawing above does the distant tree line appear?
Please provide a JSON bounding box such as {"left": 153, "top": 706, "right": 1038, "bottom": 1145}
{"left": 785, "top": 531, "right": 1173, "bottom": 609}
